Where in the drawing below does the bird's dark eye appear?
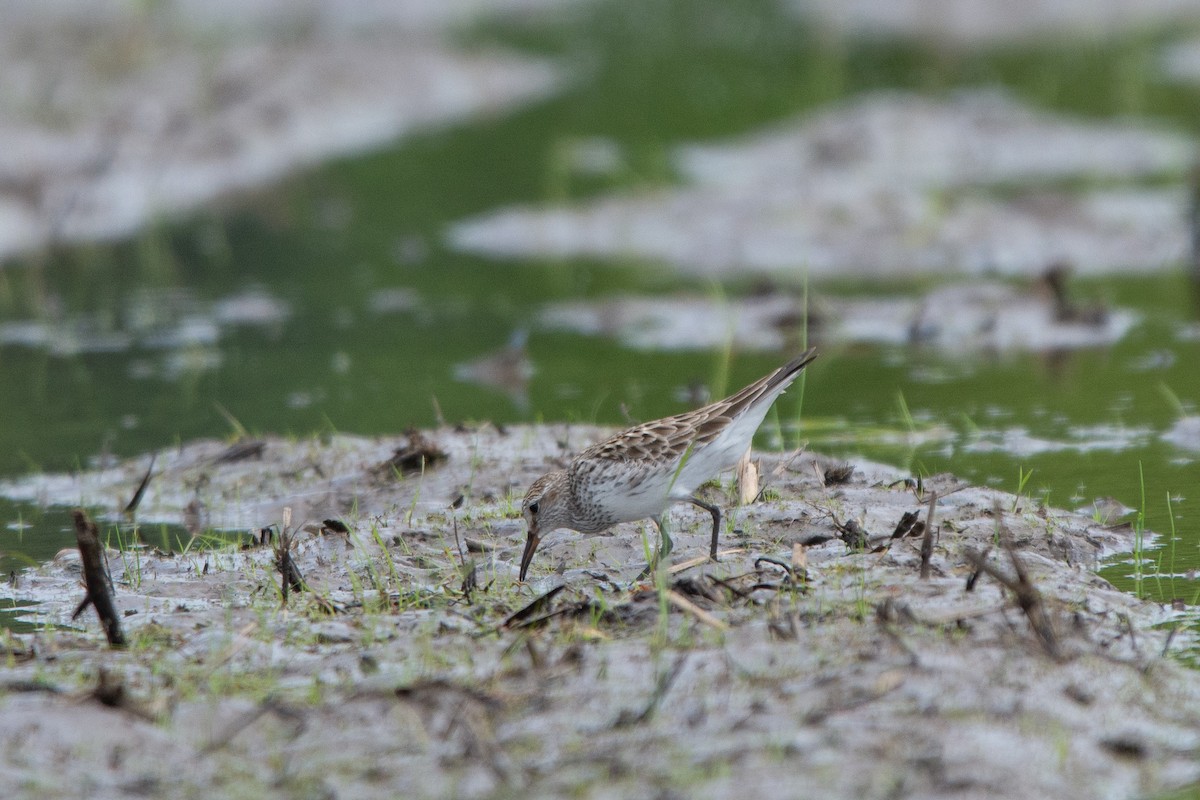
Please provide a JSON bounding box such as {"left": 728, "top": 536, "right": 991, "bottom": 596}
{"left": 529, "top": 501, "right": 540, "bottom": 514}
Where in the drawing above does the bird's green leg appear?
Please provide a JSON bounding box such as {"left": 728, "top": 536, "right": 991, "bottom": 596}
{"left": 636, "top": 515, "right": 673, "bottom": 580}
{"left": 657, "top": 514, "right": 673, "bottom": 562}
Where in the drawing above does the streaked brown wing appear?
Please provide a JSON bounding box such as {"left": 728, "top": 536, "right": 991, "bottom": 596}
{"left": 576, "top": 349, "right": 816, "bottom": 467}
{"left": 578, "top": 408, "right": 731, "bottom": 465}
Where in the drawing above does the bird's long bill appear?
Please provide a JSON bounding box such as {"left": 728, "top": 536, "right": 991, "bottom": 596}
{"left": 518, "top": 531, "right": 541, "bottom": 581}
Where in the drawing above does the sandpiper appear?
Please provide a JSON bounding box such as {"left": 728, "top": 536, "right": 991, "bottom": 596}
{"left": 518, "top": 349, "right": 817, "bottom": 580}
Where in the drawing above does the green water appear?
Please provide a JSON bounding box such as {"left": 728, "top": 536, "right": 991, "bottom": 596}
{"left": 1, "top": 0, "right": 1198, "bottom": 605}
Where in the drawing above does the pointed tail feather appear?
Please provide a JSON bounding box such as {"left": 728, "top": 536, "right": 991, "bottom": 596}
{"left": 719, "top": 348, "right": 817, "bottom": 418}
{"left": 764, "top": 348, "right": 818, "bottom": 394}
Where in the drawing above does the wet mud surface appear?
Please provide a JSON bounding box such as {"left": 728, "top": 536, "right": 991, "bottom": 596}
{"left": 539, "top": 272, "right": 1137, "bottom": 354}
{"left": 451, "top": 91, "right": 1195, "bottom": 279}
{"left": 0, "top": 0, "right": 561, "bottom": 261}
{"left": 1, "top": 3, "right": 1199, "bottom": 797}
{"left": 1, "top": 425, "right": 1198, "bottom": 799}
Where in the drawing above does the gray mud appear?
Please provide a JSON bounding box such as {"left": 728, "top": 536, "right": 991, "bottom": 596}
{"left": 450, "top": 91, "right": 1194, "bottom": 279}
{"left": 1, "top": 425, "right": 1198, "bottom": 799}
{"left": 539, "top": 278, "right": 1137, "bottom": 354}
{"left": 0, "top": 0, "right": 561, "bottom": 262}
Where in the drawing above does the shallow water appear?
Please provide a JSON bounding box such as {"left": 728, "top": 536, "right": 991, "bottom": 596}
{"left": 1, "top": 0, "right": 1198, "bottom": 606}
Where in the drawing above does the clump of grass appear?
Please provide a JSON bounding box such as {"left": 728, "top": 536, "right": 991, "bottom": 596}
{"left": 1012, "top": 466, "right": 1034, "bottom": 513}
{"left": 106, "top": 524, "right": 143, "bottom": 590}
{"left": 403, "top": 459, "right": 426, "bottom": 526}
{"left": 1132, "top": 461, "right": 1147, "bottom": 599}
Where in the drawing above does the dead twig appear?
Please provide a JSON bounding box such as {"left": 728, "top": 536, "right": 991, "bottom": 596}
{"left": 919, "top": 491, "right": 938, "bottom": 579}
{"left": 964, "top": 507, "right": 1060, "bottom": 659}
{"left": 1, "top": 679, "right": 61, "bottom": 694}
{"left": 965, "top": 545, "right": 991, "bottom": 591}
{"left": 752, "top": 554, "right": 808, "bottom": 590}
{"left": 450, "top": 506, "right": 478, "bottom": 604}
{"left": 71, "top": 509, "right": 125, "bottom": 647}
{"left": 273, "top": 507, "right": 306, "bottom": 605}
{"left": 1119, "top": 613, "right": 1141, "bottom": 659}
{"left": 666, "top": 590, "right": 729, "bottom": 631}
{"left": 706, "top": 573, "right": 753, "bottom": 600}
{"left": 875, "top": 601, "right": 920, "bottom": 667}
{"left": 500, "top": 584, "right": 566, "bottom": 631}
{"left": 753, "top": 555, "right": 793, "bottom": 575}
{"left": 213, "top": 439, "right": 266, "bottom": 464}
{"left": 122, "top": 454, "right": 156, "bottom": 516}
{"left": 198, "top": 696, "right": 307, "bottom": 755}
{"left": 667, "top": 548, "right": 745, "bottom": 575}
{"left": 1162, "top": 624, "right": 1180, "bottom": 657}
{"left": 612, "top": 654, "right": 687, "bottom": 728}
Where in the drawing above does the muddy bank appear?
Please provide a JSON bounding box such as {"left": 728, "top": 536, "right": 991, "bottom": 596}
{"left": 538, "top": 274, "right": 1137, "bottom": 354}
{"left": 0, "top": 0, "right": 562, "bottom": 263}
{"left": 450, "top": 90, "right": 1195, "bottom": 279}
{"left": 1, "top": 424, "right": 1197, "bottom": 799}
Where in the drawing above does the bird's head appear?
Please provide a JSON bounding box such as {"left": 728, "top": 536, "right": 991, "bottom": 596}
{"left": 518, "top": 470, "right": 569, "bottom": 581}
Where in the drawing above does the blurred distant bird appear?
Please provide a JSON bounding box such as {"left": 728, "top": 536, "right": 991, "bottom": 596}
{"left": 453, "top": 329, "right": 534, "bottom": 411}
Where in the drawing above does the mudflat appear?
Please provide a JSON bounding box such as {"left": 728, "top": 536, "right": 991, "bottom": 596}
{"left": 0, "top": 424, "right": 1195, "bottom": 799}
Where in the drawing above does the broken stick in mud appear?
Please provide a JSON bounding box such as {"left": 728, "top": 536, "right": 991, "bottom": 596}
{"left": 965, "top": 505, "right": 1060, "bottom": 660}
{"left": 71, "top": 509, "right": 126, "bottom": 647}
{"left": 273, "top": 508, "right": 306, "bottom": 604}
